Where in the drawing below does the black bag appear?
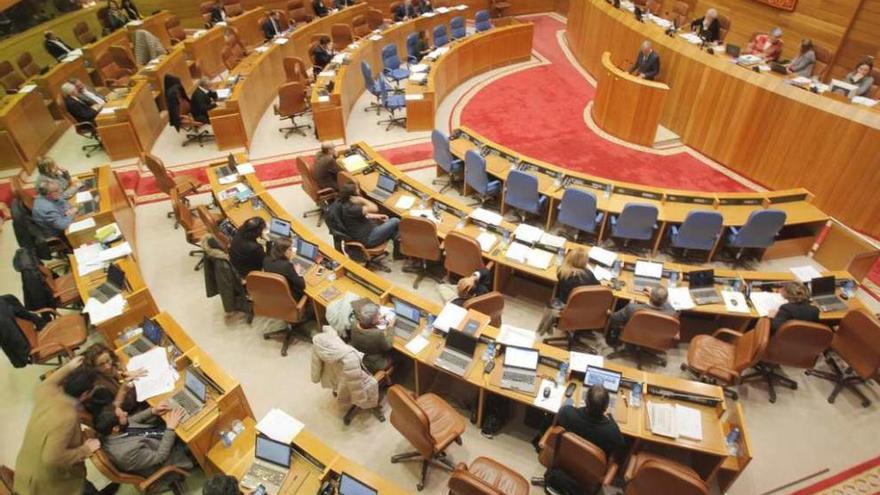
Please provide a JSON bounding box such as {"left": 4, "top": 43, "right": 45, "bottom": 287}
{"left": 545, "top": 468, "right": 587, "bottom": 495}
{"left": 479, "top": 394, "right": 510, "bottom": 437}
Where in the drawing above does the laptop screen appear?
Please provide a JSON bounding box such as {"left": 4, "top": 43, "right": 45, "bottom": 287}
{"left": 585, "top": 365, "right": 622, "bottom": 393}
{"left": 296, "top": 238, "right": 319, "bottom": 261}
{"left": 255, "top": 435, "right": 292, "bottom": 468}
{"left": 445, "top": 330, "right": 477, "bottom": 357}
{"left": 635, "top": 260, "right": 663, "bottom": 280}
{"left": 184, "top": 370, "right": 208, "bottom": 402}
{"left": 394, "top": 300, "right": 420, "bottom": 323}
{"left": 269, "top": 217, "right": 291, "bottom": 237}
{"left": 377, "top": 174, "right": 397, "bottom": 193}
{"left": 107, "top": 263, "right": 126, "bottom": 289}
{"left": 689, "top": 269, "right": 714, "bottom": 289}
{"left": 339, "top": 473, "right": 377, "bottom": 495}
{"left": 504, "top": 346, "right": 539, "bottom": 371}
{"left": 142, "top": 317, "right": 163, "bottom": 345}
{"left": 811, "top": 276, "right": 835, "bottom": 297}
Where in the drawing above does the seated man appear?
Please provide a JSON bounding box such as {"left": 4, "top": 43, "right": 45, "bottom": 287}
{"left": 312, "top": 0, "right": 330, "bottom": 17}
{"left": 393, "top": 0, "right": 418, "bottom": 21}
{"left": 190, "top": 77, "right": 218, "bottom": 124}
{"left": 555, "top": 383, "right": 625, "bottom": 459}
{"left": 442, "top": 268, "right": 490, "bottom": 305}
{"left": 93, "top": 403, "right": 193, "bottom": 479}
{"left": 628, "top": 40, "right": 660, "bottom": 80}
{"left": 210, "top": 0, "right": 228, "bottom": 24}
{"left": 335, "top": 183, "right": 402, "bottom": 259}
{"left": 605, "top": 286, "right": 675, "bottom": 347}
{"left": 44, "top": 31, "right": 74, "bottom": 60}
{"left": 313, "top": 143, "right": 341, "bottom": 191}
{"left": 61, "top": 82, "right": 100, "bottom": 124}
{"left": 261, "top": 10, "right": 283, "bottom": 40}
{"left": 32, "top": 179, "right": 76, "bottom": 237}
{"left": 747, "top": 27, "right": 784, "bottom": 62}
{"left": 311, "top": 36, "right": 334, "bottom": 75}
{"left": 349, "top": 300, "right": 394, "bottom": 374}
{"left": 69, "top": 78, "right": 106, "bottom": 107}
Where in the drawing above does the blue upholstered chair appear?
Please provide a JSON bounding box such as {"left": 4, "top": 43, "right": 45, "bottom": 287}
{"left": 669, "top": 210, "right": 723, "bottom": 259}
{"left": 474, "top": 10, "right": 492, "bottom": 32}
{"left": 610, "top": 203, "right": 658, "bottom": 247}
{"left": 450, "top": 16, "right": 466, "bottom": 39}
{"left": 381, "top": 43, "right": 409, "bottom": 86}
{"left": 433, "top": 24, "right": 449, "bottom": 47}
{"left": 727, "top": 209, "right": 787, "bottom": 259}
{"left": 377, "top": 77, "right": 406, "bottom": 130}
{"left": 360, "top": 61, "right": 383, "bottom": 115}
{"left": 464, "top": 150, "right": 500, "bottom": 205}
{"left": 431, "top": 130, "right": 463, "bottom": 193}
{"left": 406, "top": 32, "right": 420, "bottom": 64}
{"left": 504, "top": 169, "right": 547, "bottom": 220}
{"left": 557, "top": 188, "right": 604, "bottom": 239}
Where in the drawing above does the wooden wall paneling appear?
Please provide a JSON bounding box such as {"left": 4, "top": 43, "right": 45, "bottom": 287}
{"left": 0, "top": 6, "right": 105, "bottom": 71}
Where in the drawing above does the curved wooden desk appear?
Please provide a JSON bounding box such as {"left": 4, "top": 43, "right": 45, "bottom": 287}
{"left": 0, "top": 89, "right": 61, "bottom": 173}
{"left": 593, "top": 51, "right": 669, "bottom": 147}
{"left": 567, "top": 0, "right": 880, "bottom": 239}
{"left": 96, "top": 79, "right": 165, "bottom": 160}
{"left": 405, "top": 20, "right": 534, "bottom": 131}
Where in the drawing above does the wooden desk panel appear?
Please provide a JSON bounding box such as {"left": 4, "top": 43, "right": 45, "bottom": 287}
{"left": 184, "top": 27, "right": 227, "bottom": 79}
{"left": 96, "top": 80, "right": 164, "bottom": 160}
{"left": 126, "top": 11, "right": 175, "bottom": 50}
{"left": 0, "top": 90, "right": 61, "bottom": 173}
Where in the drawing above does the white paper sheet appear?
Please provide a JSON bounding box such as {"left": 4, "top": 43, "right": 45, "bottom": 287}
{"left": 68, "top": 217, "right": 96, "bottom": 233}
{"left": 539, "top": 232, "right": 566, "bottom": 249}
{"left": 369, "top": 34, "right": 383, "bottom": 41}
{"left": 394, "top": 195, "right": 416, "bottom": 209}
{"left": 526, "top": 248, "right": 554, "bottom": 270}
{"left": 83, "top": 293, "right": 126, "bottom": 324}
{"left": 408, "top": 73, "right": 427, "bottom": 83}
{"left": 497, "top": 324, "right": 536, "bottom": 348}
{"left": 667, "top": 287, "right": 696, "bottom": 311}
{"left": 317, "top": 95, "right": 330, "bottom": 103}
{"left": 852, "top": 96, "right": 879, "bottom": 107}
{"left": 254, "top": 46, "right": 268, "bottom": 53}
{"left": 470, "top": 208, "right": 502, "bottom": 226}
{"left": 256, "top": 408, "right": 304, "bottom": 443}
{"left": 236, "top": 163, "right": 255, "bottom": 175}
{"left": 433, "top": 302, "right": 467, "bottom": 332}
{"left": 477, "top": 232, "right": 497, "bottom": 252}
{"left": 533, "top": 379, "right": 565, "bottom": 413}
{"left": 514, "top": 224, "right": 543, "bottom": 244}
{"left": 341, "top": 154, "right": 369, "bottom": 173}
{"left": 218, "top": 174, "right": 239, "bottom": 185}
{"left": 647, "top": 402, "right": 676, "bottom": 438}
{"left": 404, "top": 93, "right": 423, "bottom": 100}
{"left": 590, "top": 265, "right": 613, "bottom": 282}
{"left": 127, "top": 347, "right": 176, "bottom": 401}
{"left": 216, "top": 88, "right": 231, "bottom": 99}
{"left": 98, "top": 242, "right": 132, "bottom": 262}
{"left": 569, "top": 351, "right": 604, "bottom": 372}
{"left": 410, "top": 63, "right": 429, "bottom": 73}
{"left": 721, "top": 290, "right": 750, "bottom": 313}
{"left": 504, "top": 242, "right": 530, "bottom": 264}
{"left": 99, "top": 107, "right": 115, "bottom": 115}
{"left": 749, "top": 291, "right": 787, "bottom": 317}
{"left": 319, "top": 70, "right": 336, "bottom": 78}
{"left": 74, "top": 243, "right": 106, "bottom": 276}
{"left": 588, "top": 246, "right": 617, "bottom": 267}
{"left": 790, "top": 265, "right": 822, "bottom": 282}
{"left": 404, "top": 334, "right": 430, "bottom": 355}
{"left": 273, "top": 37, "right": 289, "bottom": 45}
{"left": 674, "top": 404, "right": 703, "bottom": 441}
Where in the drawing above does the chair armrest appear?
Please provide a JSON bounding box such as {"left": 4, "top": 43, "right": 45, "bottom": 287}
{"left": 485, "top": 261, "right": 495, "bottom": 272}
{"left": 138, "top": 466, "right": 190, "bottom": 491}
{"left": 706, "top": 364, "right": 738, "bottom": 384}
{"left": 711, "top": 328, "right": 743, "bottom": 342}
{"left": 296, "top": 294, "right": 310, "bottom": 312}
{"left": 30, "top": 342, "right": 71, "bottom": 358}
{"left": 33, "top": 308, "right": 59, "bottom": 316}
{"left": 603, "top": 459, "right": 619, "bottom": 486}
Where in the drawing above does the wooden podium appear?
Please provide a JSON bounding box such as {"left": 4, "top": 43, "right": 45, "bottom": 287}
{"left": 592, "top": 51, "right": 669, "bottom": 147}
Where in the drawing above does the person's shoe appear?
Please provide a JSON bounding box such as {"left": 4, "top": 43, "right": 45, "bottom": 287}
{"left": 98, "top": 483, "right": 120, "bottom": 495}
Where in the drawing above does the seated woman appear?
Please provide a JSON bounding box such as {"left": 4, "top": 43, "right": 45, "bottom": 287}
{"left": 769, "top": 281, "right": 819, "bottom": 334}
{"left": 537, "top": 247, "right": 600, "bottom": 335}
{"left": 414, "top": 30, "right": 430, "bottom": 61}
{"left": 336, "top": 183, "right": 402, "bottom": 259}
{"left": 832, "top": 59, "right": 874, "bottom": 98}
{"left": 689, "top": 8, "right": 719, "bottom": 43}
{"left": 786, "top": 39, "right": 816, "bottom": 78}
{"left": 262, "top": 237, "right": 306, "bottom": 299}
{"left": 747, "top": 27, "right": 784, "bottom": 62}
{"left": 229, "top": 216, "right": 267, "bottom": 278}
{"left": 36, "top": 156, "right": 81, "bottom": 200}
{"left": 82, "top": 343, "right": 147, "bottom": 417}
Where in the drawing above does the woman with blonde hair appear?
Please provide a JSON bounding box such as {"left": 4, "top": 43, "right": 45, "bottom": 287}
{"left": 769, "top": 281, "right": 819, "bottom": 334}
{"left": 538, "top": 247, "right": 600, "bottom": 334}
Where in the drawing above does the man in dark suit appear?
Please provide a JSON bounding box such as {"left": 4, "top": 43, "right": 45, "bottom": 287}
{"left": 311, "top": 36, "right": 334, "bottom": 75}
{"left": 261, "top": 10, "right": 283, "bottom": 40}
{"left": 628, "top": 40, "right": 660, "bottom": 80}
{"left": 190, "top": 77, "right": 218, "bottom": 124}
{"left": 335, "top": 0, "right": 356, "bottom": 8}
{"left": 312, "top": 0, "right": 330, "bottom": 17}
{"left": 61, "top": 82, "right": 99, "bottom": 124}
{"left": 313, "top": 143, "right": 341, "bottom": 190}
{"left": 209, "top": 1, "right": 227, "bottom": 24}
{"left": 43, "top": 31, "right": 74, "bottom": 61}
{"left": 556, "top": 384, "right": 625, "bottom": 459}
{"left": 393, "top": 0, "right": 418, "bottom": 21}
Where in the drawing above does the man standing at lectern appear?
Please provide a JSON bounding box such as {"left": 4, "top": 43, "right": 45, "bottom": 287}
{"left": 629, "top": 40, "right": 660, "bottom": 80}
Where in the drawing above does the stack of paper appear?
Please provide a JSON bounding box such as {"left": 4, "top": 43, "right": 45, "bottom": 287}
{"left": 650, "top": 15, "right": 672, "bottom": 28}
{"left": 254, "top": 46, "right": 268, "bottom": 53}
{"left": 219, "top": 183, "right": 250, "bottom": 201}
{"left": 436, "top": 6, "right": 450, "bottom": 12}
{"left": 539, "top": 232, "right": 566, "bottom": 249}
{"left": 667, "top": 287, "right": 696, "bottom": 310}
{"left": 504, "top": 243, "right": 530, "bottom": 264}
{"left": 514, "top": 224, "right": 543, "bottom": 244}
{"left": 408, "top": 73, "right": 427, "bottom": 83}
{"left": 257, "top": 408, "right": 304, "bottom": 443}
{"left": 404, "top": 94, "right": 423, "bottom": 101}
{"left": 433, "top": 302, "right": 467, "bottom": 332}
{"left": 98, "top": 242, "right": 132, "bottom": 262}
{"left": 341, "top": 154, "right": 369, "bottom": 173}
{"left": 588, "top": 246, "right": 617, "bottom": 267}
{"left": 789, "top": 76, "right": 812, "bottom": 86}
{"left": 411, "top": 64, "right": 429, "bottom": 73}
{"left": 395, "top": 195, "right": 416, "bottom": 209}
{"left": 127, "top": 347, "right": 176, "bottom": 401}
{"left": 74, "top": 243, "right": 106, "bottom": 276}
{"left": 679, "top": 32, "right": 703, "bottom": 44}
{"left": 422, "top": 11, "right": 436, "bottom": 17}
{"left": 526, "top": 248, "right": 554, "bottom": 270}
{"left": 790, "top": 265, "right": 822, "bottom": 282}
{"left": 749, "top": 291, "right": 787, "bottom": 317}
{"left": 569, "top": 351, "right": 603, "bottom": 372}
{"left": 455, "top": 4, "right": 467, "bottom": 9}
{"left": 218, "top": 174, "right": 239, "bottom": 185}
{"left": 404, "top": 335, "right": 430, "bottom": 355}
{"left": 273, "top": 37, "right": 289, "bottom": 45}
{"left": 74, "top": 191, "right": 93, "bottom": 204}
{"left": 497, "top": 324, "right": 536, "bottom": 348}
{"left": 83, "top": 293, "right": 126, "bottom": 325}
{"left": 236, "top": 163, "right": 255, "bottom": 175}
{"left": 470, "top": 208, "right": 502, "bottom": 225}
{"left": 533, "top": 379, "right": 564, "bottom": 412}
{"left": 69, "top": 218, "right": 96, "bottom": 234}
{"left": 648, "top": 403, "right": 704, "bottom": 441}
{"left": 318, "top": 70, "right": 336, "bottom": 78}
{"left": 852, "top": 96, "right": 879, "bottom": 107}
{"left": 476, "top": 232, "right": 497, "bottom": 252}
{"left": 590, "top": 265, "right": 613, "bottom": 282}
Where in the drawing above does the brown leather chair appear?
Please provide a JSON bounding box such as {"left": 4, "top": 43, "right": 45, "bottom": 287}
{"left": 296, "top": 156, "right": 336, "bottom": 226}
{"left": 143, "top": 153, "right": 201, "bottom": 227}
{"left": 463, "top": 291, "right": 504, "bottom": 327}
{"left": 246, "top": 271, "right": 311, "bottom": 356}
{"left": 449, "top": 457, "right": 529, "bottom": 495}
{"left": 16, "top": 310, "right": 87, "bottom": 365}
{"left": 741, "top": 319, "right": 833, "bottom": 403}
{"left": 288, "top": 0, "right": 314, "bottom": 24}
{"left": 544, "top": 286, "right": 614, "bottom": 353}
{"left": 95, "top": 51, "right": 134, "bottom": 88}
{"left": 56, "top": 95, "right": 104, "bottom": 157}
{"left": 0, "top": 465, "right": 14, "bottom": 494}
{"left": 37, "top": 263, "right": 81, "bottom": 309}
{"left": 812, "top": 44, "right": 831, "bottom": 81}
{"left": 387, "top": 385, "right": 466, "bottom": 491}
{"left": 443, "top": 231, "right": 491, "bottom": 279}
{"left": 73, "top": 21, "right": 97, "bottom": 45}
{"left": 352, "top": 14, "right": 370, "bottom": 38}
{"left": 806, "top": 308, "right": 880, "bottom": 408}
{"left": 196, "top": 205, "right": 231, "bottom": 252}
{"left": 225, "top": 0, "right": 244, "bottom": 16}
{"left": 623, "top": 452, "right": 708, "bottom": 495}
{"left": 90, "top": 443, "right": 189, "bottom": 494}
{"left": 283, "top": 56, "right": 310, "bottom": 85}
{"left": 366, "top": 8, "right": 384, "bottom": 30}
{"left": 17, "top": 52, "right": 42, "bottom": 78}
{"left": 682, "top": 318, "right": 770, "bottom": 399}
{"left": 607, "top": 310, "right": 680, "bottom": 369}
{"left": 170, "top": 189, "right": 207, "bottom": 270}
{"left": 274, "top": 82, "right": 312, "bottom": 138}
{"left": 531, "top": 426, "right": 617, "bottom": 495}
{"left": 165, "top": 15, "right": 187, "bottom": 45}
{"left": 717, "top": 15, "right": 730, "bottom": 42}
{"left": 10, "top": 175, "right": 34, "bottom": 211}
{"left": 399, "top": 216, "right": 443, "bottom": 289}
{"left": 0, "top": 61, "right": 24, "bottom": 93}
{"left": 489, "top": 0, "right": 510, "bottom": 18}
{"left": 331, "top": 23, "right": 354, "bottom": 51}
{"left": 670, "top": 1, "right": 688, "bottom": 28}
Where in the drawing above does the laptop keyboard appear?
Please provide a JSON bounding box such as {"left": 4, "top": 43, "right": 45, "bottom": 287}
{"left": 173, "top": 392, "right": 201, "bottom": 416}
{"left": 249, "top": 463, "right": 286, "bottom": 487}
{"left": 131, "top": 339, "right": 152, "bottom": 353}
{"left": 439, "top": 351, "right": 469, "bottom": 371}
{"left": 502, "top": 370, "right": 535, "bottom": 385}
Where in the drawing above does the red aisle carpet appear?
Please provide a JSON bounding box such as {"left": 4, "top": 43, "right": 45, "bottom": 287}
{"left": 789, "top": 455, "right": 880, "bottom": 494}
{"left": 458, "top": 15, "right": 750, "bottom": 192}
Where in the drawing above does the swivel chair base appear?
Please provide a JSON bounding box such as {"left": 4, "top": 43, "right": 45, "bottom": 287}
{"left": 390, "top": 441, "right": 461, "bottom": 491}
{"left": 543, "top": 330, "right": 598, "bottom": 354}
{"left": 432, "top": 174, "right": 461, "bottom": 194}
{"left": 402, "top": 258, "right": 444, "bottom": 289}
{"left": 378, "top": 113, "right": 406, "bottom": 131}
{"left": 344, "top": 404, "right": 385, "bottom": 425}
{"left": 82, "top": 139, "right": 104, "bottom": 158}
{"left": 183, "top": 128, "right": 214, "bottom": 147}
{"left": 279, "top": 117, "right": 312, "bottom": 138}
{"left": 189, "top": 249, "right": 204, "bottom": 271}
{"left": 302, "top": 204, "right": 327, "bottom": 227}
{"left": 263, "top": 321, "right": 306, "bottom": 357}
{"left": 805, "top": 354, "right": 872, "bottom": 408}
{"left": 741, "top": 363, "right": 797, "bottom": 403}
{"left": 606, "top": 344, "right": 667, "bottom": 370}
{"left": 679, "top": 363, "right": 740, "bottom": 400}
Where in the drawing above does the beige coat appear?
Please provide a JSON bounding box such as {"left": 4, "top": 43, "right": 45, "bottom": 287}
{"left": 14, "top": 366, "right": 92, "bottom": 495}
{"left": 310, "top": 325, "right": 379, "bottom": 409}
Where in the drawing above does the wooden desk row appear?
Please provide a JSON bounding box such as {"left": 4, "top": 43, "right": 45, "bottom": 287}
{"left": 206, "top": 157, "right": 753, "bottom": 491}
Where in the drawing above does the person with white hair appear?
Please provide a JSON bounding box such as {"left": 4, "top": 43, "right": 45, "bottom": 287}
{"left": 747, "top": 27, "right": 784, "bottom": 61}
{"left": 32, "top": 179, "right": 77, "bottom": 237}
{"left": 628, "top": 40, "right": 660, "bottom": 80}
{"left": 190, "top": 77, "right": 218, "bottom": 124}
{"left": 690, "top": 8, "right": 721, "bottom": 43}
{"left": 61, "top": 82, "right": 99, "bottom": 124}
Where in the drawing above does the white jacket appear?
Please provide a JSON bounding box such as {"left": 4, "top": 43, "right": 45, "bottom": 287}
{"left": 310, "top": 325, "right": 379, "bottom": 409}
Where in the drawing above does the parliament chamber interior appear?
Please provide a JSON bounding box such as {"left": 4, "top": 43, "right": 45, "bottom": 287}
{"left": 0, "top": 0, "right": 879, "bottom": 493}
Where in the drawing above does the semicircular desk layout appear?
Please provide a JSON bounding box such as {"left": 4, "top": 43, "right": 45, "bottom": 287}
{"left": 311, "top": 14, "right": 534, "bottom": 141}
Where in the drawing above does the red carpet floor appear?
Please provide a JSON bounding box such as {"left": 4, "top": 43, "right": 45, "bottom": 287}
{"left": 789, "top": 455, "right": 880, "bottom": 494}
{"left": 458, "top": 15, "right": 750, "bottom": 192}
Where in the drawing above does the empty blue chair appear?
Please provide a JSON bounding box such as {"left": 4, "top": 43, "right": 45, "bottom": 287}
{"left": 474, "top": 10, "right": 492, "bottom": 32}
{"left": 464, "top": 150, "right": 500, "bottom": 205}
{"left": 504, "top": 169, "right": 547, "bottom": 219}
{"left": 360, "top": 61, "right": 383, "bottom": 115}
{"left": 431, "top": 130, "right": 463, "bottom": 193}
{"left": 450, "top": 16, "right": 466, "bottom": 39}
{"left": 406, "top": 32, "right": 420, "bottom": 64}
{"left": 377, "top": 77, "right": 406, "bottom": 130}
{"left": 610, "top": 203, "right": 658, "bottom": 246}
{"left": 381, "top": 43, "right": 409, "bottom": 86}
{"left": 727, "top": 209, "right": 787, "bottom": 258}
{"left": 557, "top": 188, "right": 604, "bottom": 238}
{"left": 669, "top": 210, "right": 723, "bottom": 257}
{"left": 433, "top": 24, "right": 449, "bottom": 47}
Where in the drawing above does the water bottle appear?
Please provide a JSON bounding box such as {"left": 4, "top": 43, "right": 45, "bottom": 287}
{"left": 455, "top": 217, "right": 465, "bottom": 229}
{"left": 423, "top": 315, "right": 435, "bottom": 337}
{"left": 732, "top": 279, "right": 743, "bottom": 292}
{"left": 501, "top": 229, "right": 510, "bottom": 248}
{"left": 726, "top": 427, "right": 741, "bottom": 455}
{"left": 843, "top": 280, "right": 855, "bottom": 298}
{"left": 669, "top": 271, "right": 679, "bottom": 288}
{"left": 556, "top": 362, "right": 569, "bottom": 386}
{"left": 555, "top": 248, "right": 565, "bottom": 266}
{"left": 604, "top": 183, "right": 612, "bottom": 198}
{"left": 482, "top": 341, "right": 496, "bottom": 362}
{"left": 612, "top": 259, "right": 622, "bottom": 279}
{"left": 630, "top": 382, "right": 642, "bottom": 408}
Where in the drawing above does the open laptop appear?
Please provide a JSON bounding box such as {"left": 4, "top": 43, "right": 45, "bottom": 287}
{"left": 293, "top": 238, "right": 319, "bottom": 271}
{"left": 435, "top": 330, "right": 478, "bottom": 376}
{"left": 770, "top": 62, "right": 788, "bottom": 74}
{"left": 583, "top": 365, "right": 622, "bottom": 410}
{"left": 810, "top": 276, "right": 847, "bottom": 312}
{"left": 241, "top": 434, "right": 291, "bottom": 495}
{"left": 393, "top": 299, "right": 422, "bottom": 339}
{"left": 369, "top": 174, "right": 397, "bottom": 202}
{"left": 168, "top": 369, "right": 208, "bottom": 421}
{"left": 90, "top": 263, "right": 126, "bottom": 303}
{"left": 499, "top": 345, "right": 539, "bottom": 395}
{"left": 725, "top": 44, "right": 741, "bottom": 58}
{"left": 125, "top": 317, "right": 165, "bottom": 356}
{"left": 268, "top": 217, "right": 291, "bottom": 240}
{"left": 78, "top": 196, "right": 99, "bottom": 215}
{"left": 688, "top": 269, "right": 722, "bottom": 305}
{"left": 633, "top": 260, "right": 664, "bottom": 292}
{"left": 338, "top": 473, "right": 378, "bottom": 495}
